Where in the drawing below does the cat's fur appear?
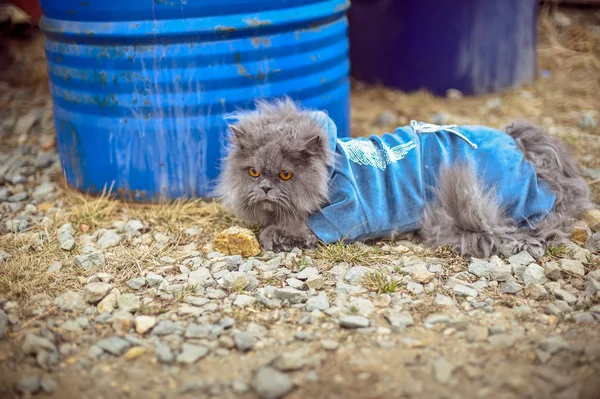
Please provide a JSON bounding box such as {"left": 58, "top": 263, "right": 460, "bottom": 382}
{"left": 215, "top": 98, "right": 591, "bottom": 257}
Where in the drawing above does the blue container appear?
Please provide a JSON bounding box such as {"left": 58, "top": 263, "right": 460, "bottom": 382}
{"left": 39, "top": 0, "right": 350, "bottom": 201}
{"left": 348, "top": 0, "right": 537, "bottom": 95}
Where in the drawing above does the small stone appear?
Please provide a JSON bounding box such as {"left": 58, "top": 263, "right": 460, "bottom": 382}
{"left": 234, "top": 331, "right": 256, "bottom": 352}
{"left": 321, "top": 339, "right": 339, "bottom": 351}
{"left": 46, "top": 261, "right": 62, "bottom": 273}
{"left": 151, "top": 320, "right": 183, "bottom": 336}
{"left": 434, "top": 294, "right": 456, "bottom": 307}
{"left": 584, "top": 209, "right": 600, "bottom": 231}
{"left": 586, "top": 233, "right": 600, "bottom": 253}
{"left": 500, "top": 282, "right": 523, "bottom": 294}
{"left": 112, "top": 311, "right": 135, "bottom": 335}
{"left": 234, "top": 294, "right": 256, "bottom": 308}
{"left": 146, "top": 272, "right": 163, "bottom": 287}
{"left": 306, "top": 292, "right": 330, "bottom": 311}
{"left": 489, "top": 263, "right": 513, "bottom": 282}
{"left": 488, "top": 334, "right": 516, "bottom": 349}
{"left": 539, "top": 336, "right": 569, "bottom": 354}
{"left": 213, "top": 226, "right": 260, "bottom": 257}
{"left": 124, "top": 346, "right": 146, "bottom": 360}
{"left": 274, "top": 287, "right": 307, "bottom": 304}
{"left": 453, "top": 284, "right": 478, "bottom": 298}
{"left": 573, "top": 312, "right": 595, "bottom": 324}
{"left": 544, "top": 262, "right": 562, "bottom": 281}
{"left": 0, "top": 250, "right": 12, "bottom": 263}
{"left": 345, "top": 266, "right": 371, "bottom": 284}
{"left": 16, "top": 376, "right": 41, "bottom": 394}
{"left": 586, "top": 279, "right": 600, "bottom": 296}
{"left": 223, "top": 271, "right": 250, "bottom": 291}
{"left": 83, "top": 282, "right": 113, "bottom": 303}
{"left": 0, "top": 311, "right": 8, "bottom": 340}
{"left": 433, "top": 357, "right": 454, "bottom": 384}
{"left": 526, "top": 283, "right": 548, "bottom": 300}
{"left": 384, "top": 310, "right": 414, "bottom": 329}
{"left": 411, "top": 270, "right": 435, "bottom": 284}
{"left": 347, "top": 298, "right": 375, "bottom": 317}
{"left": 431, "top": 112, "right": 450, "bottom": 125}
{"left": 559, "top": 259, "right": 585, "bottom": 278}
{"left": 32, "top": 182, "right": 56, "bottom": 201}
{"left": 97, "top": 293, "right": 117, "bottom": 313}
{"left": 466, "top": 326, "right": 489, "bottom": 342}
{"left": 54, "top": 291, "right": 86, "bottom": 311}
{"left": 374, "top": 294, "right": 391, "bottom": 307}
{"left": 40, "top": 377, "right": 58, "bottom": 394}
{"left": 553, "top": 11, "right": 572, "bottom": 27}
{"left": 571, "top": 221, "right": 591, "bottom": 245}
{"left": 377, "top": 110, "right": 396, "bottom": 126}
{"left": 155, "top": 342, "right": 174, "bottom": 363}
{"left": 446, "top": 89, "right": 463, "bottom": 99}
{"left": 22, "top": 333, "right": 56, "bottom": 355}
{"left": 485, "top": 97, "right": 502, "bottom": 109}
{"left": 117, "top": 294, "right": 140, "bottom": 313}
{"left": 580, "top": 111, "right": 597, "bottom": 130}
{"left": 58, "top": 233, "right": 75, "bottom": 251}
{"left": 251, "top": 367, "right": 294, "bottom": 399}
{"left": 96, "top": 336, "right": 131, "bottom": 355}
{"left": 468, "top": 259, "right": 495, "bottom": 278}
{"left": 523, "top": 264, "right": 547, "bottom": 285}
{"left": 286, "top": 278, "right": 304, "bottom": 290}
{"left": 177, "top": 343, "right": 209, "bottom": 364}
{"left": 553, "top": 289, "right": 577, "bottom": 305}
{"left": 74, "top": 251, "right": 105, "bottom": 270}
{"left": 509, "top": 251, "right": 535, "bottom": 266}
{"left": 126, "top": 277, "right": 145, "bottom": 290}
{"left": 135, "top": 315, "right": 156, "bottom": 334}
{"left": 97, "top": 230, "right": 121, "bottom": 250}
{"left": 296, "top": 267, "right": 318, "bottom": 280}
{"left": 339, "top": 315, "right": 370, "bottom": 329}
{"left": 305, "top": 275, "right": 325, "bottom": 290}
{"left": 185, "top": 323, "right": 210, "bottom": 339}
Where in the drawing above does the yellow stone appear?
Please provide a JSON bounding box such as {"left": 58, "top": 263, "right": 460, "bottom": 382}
{"left": 570, "top": 220, "right": 591, "bottom": 245}
{"left": 584, "top": 209, "right": 600, "bottom": 232}
{"left": 213, "top": 226, "right": 261, "bottom": 257}
{"left": 124, "top": 347, "right": 146, "bottom": 360}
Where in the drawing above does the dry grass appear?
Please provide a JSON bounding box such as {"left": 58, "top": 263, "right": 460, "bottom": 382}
{"left": 66, "top": 184, "right": 118, "bottom": 229}
{"left": 361, "top": 270, "right": 399, "bottom": 294}
{"left": 314, "top": 242, "right": 388, "bottom": 266}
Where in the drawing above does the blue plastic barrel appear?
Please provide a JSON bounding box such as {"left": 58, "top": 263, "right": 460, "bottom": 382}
{"left": 348, "top": 0, "right": 537, "bottom": 95}
{"left": 39, "top": 0, "right": 350, "bottom": 201}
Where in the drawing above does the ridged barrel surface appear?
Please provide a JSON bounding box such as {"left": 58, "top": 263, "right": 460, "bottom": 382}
{"left": 39, "top": 0, "right": 350, "bottom": 201}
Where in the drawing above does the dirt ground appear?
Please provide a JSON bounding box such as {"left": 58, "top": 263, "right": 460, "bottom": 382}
{"left": 1, "top": 3, "right": 600, "bottom": 399}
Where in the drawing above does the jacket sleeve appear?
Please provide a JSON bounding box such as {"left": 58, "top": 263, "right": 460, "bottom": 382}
{"left": 307, "top": 173, "right": 369, "bottom": 244}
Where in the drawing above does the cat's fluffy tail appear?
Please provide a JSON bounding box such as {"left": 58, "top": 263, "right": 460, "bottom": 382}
{"left": 420, "top": 122, "right": 592, "bottom": 259}
{"left": 420, "top": 164, "right": 517, "bottom": 258}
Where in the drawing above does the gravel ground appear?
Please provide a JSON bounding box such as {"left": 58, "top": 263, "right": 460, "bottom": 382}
{"left": 1, "top": 6, "right": 600, "bottom": 399}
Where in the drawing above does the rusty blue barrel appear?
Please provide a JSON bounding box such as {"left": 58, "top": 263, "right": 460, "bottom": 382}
{"left": 39, "top": 0, "right": 350, "bottom": 201}
{"left": 348, "top": 0, "right": 537, "bottom": 95}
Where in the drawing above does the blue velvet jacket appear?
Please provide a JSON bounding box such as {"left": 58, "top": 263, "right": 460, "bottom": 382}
{"left": 306, "top": 112, "right": 556, "bottom": 244}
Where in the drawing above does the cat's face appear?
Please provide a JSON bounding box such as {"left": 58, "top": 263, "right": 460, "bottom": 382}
{"left": 215, "top": 98, "right": 333, "bottom": 227}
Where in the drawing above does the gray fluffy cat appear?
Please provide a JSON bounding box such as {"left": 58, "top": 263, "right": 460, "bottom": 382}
{"left": 215, "top": 97, "right": 591, "bottom": 258}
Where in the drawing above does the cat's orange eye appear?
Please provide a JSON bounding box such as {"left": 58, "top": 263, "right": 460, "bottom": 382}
{"left": 249, "top": 167, "right": 260, "bottom": 177}
{"left": 279, "top": 170, "right": 293, "bottom": 180}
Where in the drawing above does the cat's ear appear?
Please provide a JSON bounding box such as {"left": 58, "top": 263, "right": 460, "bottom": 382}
{"left": 301, "top": 135, "right": 323, "bottom": 156}
{"left": 228, "top": 125, "right": 246, "bottom": 149}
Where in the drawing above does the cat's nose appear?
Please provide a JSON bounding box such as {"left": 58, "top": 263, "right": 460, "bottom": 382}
{"left": 262, "top": 187, "right": 271, "bottom": 194}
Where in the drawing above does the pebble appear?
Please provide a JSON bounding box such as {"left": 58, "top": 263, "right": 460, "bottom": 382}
{"left": 446, "top": 89, "right": 463, "bottom": 99}
{"left": 74, "top": 251, "right": 105, "bottom": 270}
{"left": 586, "top": 279, "right": 600, "bottom": 296}
{"left": 489, "top": 263, "right": 513, "bottom": 282}
{"left": 573, "top": 312, "right": 595, "bottom": 324}
{"left": 345, "top": 266, "right": 371, "bottom": 284}
{"left": 135, "top": 315, "right": 156, "bottom": 334}
{"left": 384, "top": 310, "right": 414, "bottom": 329}
{"left": 286, "top": 278, "right": 304, "bottom": 290}
{"left": 306, "top": 292, "right": 330, "bottom": 311}
{"left": 296, "top": 267, "right": 319, "bottom": 280}
{"left": 406, "top": 282, "right": 424, "bottom": 295}
{"left": 508, "top": 251, "right": 535, "bottom": 266}
{"left": 96, "top": 336, "right": 131, "bottom": 355}
{"left": 377, "top": 110, "right": 396, "bottom": 126}
{"left": 305, "top": 275, "right": 325, "bottom": 290}
{"left": 339, "top": 315, "right": 370, "bottom": 329}
{"left": 488, "top": 334, "right": 516, "bottom": 349}
{"left": 500, "top": 282, "right": 523, "bottom": 294}
{"left": 40, "top": 377, "right": 58, "bottom": 394}
{"left": 453, "top": 284, "right": 478, "bottom": 298}
{"left": 117, "top": 294, "right": 141, "bottom": 313}
{"left": 16, "top": 376, "right": 41, "bottom": 394}
{"left": 468, "top": 259, "right": 494, "bottom": 278}
{"left": 112, "top": 311, "right": 135, "bottom": 335}
{"left": 0, "top": 311, "right": 7, "bottom": 339}
{"left": 374, "top": 294, "right": 392, "bottom": 307}
{"left": 544, "top": 262, "right": 562, "bottom": 281}
{"left": 98, "top": 229, "right": 121, "bottom": 250}
{"left": 251, "top": 367, "right": 294, "bottom": 399}
{"left": 580, "top": 111, "right": 597, "bottom": 129}
{"left": 433, "top": 357, "right": 454, "bottom": 384}
{"left": 22, "top": 333, "right": 57, "bottom": 355}
{"left": 321, "top": 339, "right": 340, "bottom": 351}
{"left": 586, "top": 233, "right": 600, "bottom": 253}
{"left": 177, "top": 343, "right": 209, "bottom": 364}
{"left": 83, "top": 282, "right": 113, "bottom": 303}
{"left": 58, "top": 232, "right": 75, "bottom": 251}
{"left": 46, "top": 261, "right": 62, "bottom": 274}
{"left": 185, "top": 323, "right": 210, "bottom": 339}
{"left": 526, "top": 283, "right": 548, "bottom": 300}
{"left": 97, "top": 293, "right": 117, "bottom": 313}
{"left": 274, "top": 287, "right": 307, "bottom": 304}
{"left": 466, "top": 326, "right": 489, "bottom": 342}
{"left": 54, "top": 291, "right": 86, "bottom": 311}
{"left": 523, "top": 263, "right": 547, "bottom": 285}
{"left": 539, "top": 336, "right": 569, "bottom": 355}
{"left": 234, "top": 331, "right": 257, "bottom": 352}
{"left": 431, "top": 112, "right": 450, "bottom": 125}
{"left": 434, "top": 294, "right": 456, "bottom": 307}
{"left": 146, "top": 272, "right": 164, "bottom": 287}
{"left": 553, "top": 289, "right": 577, "bottom": 305}
{"left": 234, "top": 294, "right": 256, "bottom": 308}
{"left": 558, "top": 259, "right": 585, "bottom": 278}
{"left": 32, "top": 182, "right": 55, "bottom": 201}
{"left": 347, "top": 298, "right": 375, "bottom": 317}
{"left": 124, "top": 346, "right": 146, "bottom": 360}
{"left": 151, "top": 320, "right": 183, "bottom": 336}
{"left": 126, "top": 277, "right": 145, "bottom": 290}
{"left": 223, "top": 271, "right": 250, "bottom": 291}
{"left": 155, "top": 342, "right": 174, "bottom": 363}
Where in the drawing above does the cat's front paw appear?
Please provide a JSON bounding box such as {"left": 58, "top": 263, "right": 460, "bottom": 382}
{"left": 259, "top": 225, "right": 318, "bottom": 253}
